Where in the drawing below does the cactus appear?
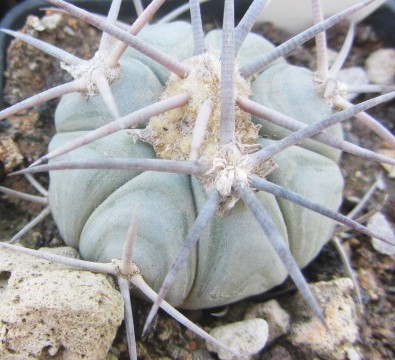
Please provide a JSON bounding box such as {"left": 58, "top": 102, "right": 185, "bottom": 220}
{"left": 1, "top": 0, "right": 394, "bottom": 358}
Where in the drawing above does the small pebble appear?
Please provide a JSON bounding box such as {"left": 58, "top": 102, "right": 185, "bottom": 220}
{"left": 345, "top": 346, "right": 362, "bottom": 360}
{"left": 206, "top": 318, "right": 268, "bottom": 360}
{"left": 337, "top": 67, "right": 369, "bottom": 100}
{"left": 366, "top": 49, "right": 395, "bottom": 84}
{"left": 367, "top": 212, "right": 395, "bottom": 256}
{"left": 378, "top": 148, "right": 395, "bottom": 178}
{"left": 244, "top": 299, "right": 290, "bottom": 342}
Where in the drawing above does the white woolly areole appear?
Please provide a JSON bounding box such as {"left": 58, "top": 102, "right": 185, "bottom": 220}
{"left": 205, "top": 146, "right": 252, "bottom": 197}
{"left": 314, "top": 74, "right": 348, "bottom": 106}
{"left": 61, "top": 52, "right": 121, "bottom": 96}
{"left": 201, "top": 145, "right": 277, "bottom": 211}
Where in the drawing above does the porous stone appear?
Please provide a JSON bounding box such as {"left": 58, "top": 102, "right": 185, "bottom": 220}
{"left": 206, "top": 318, "right": 268, "bottom": 360}
{"left": 244, "top": 299, "right": 290, "bottom": 342}
{"left": 288, "top": 278, "right": 359, "bottom": 360}
{"left": 0, "top": 136, "right": 23, "bottom": 173}
{"left": 0, "top": 246, "right": 124, "bottom": 359}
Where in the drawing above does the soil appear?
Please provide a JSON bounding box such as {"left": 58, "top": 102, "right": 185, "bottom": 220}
{"left": 0, "top": 8, "right": 394, "bottom": 360}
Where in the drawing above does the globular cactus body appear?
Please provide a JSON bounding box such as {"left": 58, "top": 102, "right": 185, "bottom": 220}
{"left": 2, "top": 1, "right": 395, "bottom": 357}
{"left": 49, "top": 22, "right": 343, "bottom": 309}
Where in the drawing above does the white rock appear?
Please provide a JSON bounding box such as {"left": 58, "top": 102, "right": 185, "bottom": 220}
{"left": 244, "top": 300, "right": 290, "bottom": 342}
{"left": 337, "top": 67, "right": 369, "bottom": 100}
{"left": 288, "top": 278, "right": 359, "bottom": 360}
{"left": 207, "top": 318, "right": 269, "bottom": 360}
{"left": 367, "top": 212, "right": 395, "bottom": 256}
{"left": 345, "top": 346, "right": 362, "bottom": 360}
{"left": 0, "top": 246, "right": 124, "bottom": 360}
{"left": 366, "top": 49, "right": 395, "bottom": 84}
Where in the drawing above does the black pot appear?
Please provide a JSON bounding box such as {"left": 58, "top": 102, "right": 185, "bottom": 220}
{"left": 0, "top": 0, "right": 224, "bottom": 100}
{"left": 1, "top": 0, "right": 394, "bottom": 105}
